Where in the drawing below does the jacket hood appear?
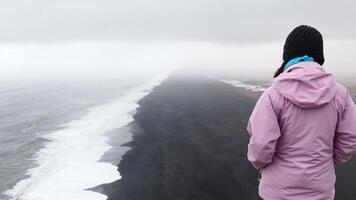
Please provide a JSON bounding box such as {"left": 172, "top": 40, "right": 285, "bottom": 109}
{"left": 272, "top": 62, "right": 337, "bottom": 108}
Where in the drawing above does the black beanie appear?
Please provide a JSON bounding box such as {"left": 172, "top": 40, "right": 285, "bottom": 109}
{"left": 274, "top": 25, "right": 324, "bottom": 78}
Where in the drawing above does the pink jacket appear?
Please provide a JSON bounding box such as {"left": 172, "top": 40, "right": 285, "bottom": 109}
{"left": 247, "top": 62, "right": 356, "bottom": 200}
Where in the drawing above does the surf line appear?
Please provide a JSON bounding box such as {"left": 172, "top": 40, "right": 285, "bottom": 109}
{"left": 6, "top": 73, "right": 169, "bottom": 200}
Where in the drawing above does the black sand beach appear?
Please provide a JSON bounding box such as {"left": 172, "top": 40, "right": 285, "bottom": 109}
{"left": 102, "top": 73, "right": 356, "bottom": 200}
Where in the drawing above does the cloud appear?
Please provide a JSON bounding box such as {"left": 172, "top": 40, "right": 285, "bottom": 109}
{"left": 0, "top": 0, "right": 355, "bottom": 43}
{"left": 0, "top": 39, "right": 354, "bottom": 82}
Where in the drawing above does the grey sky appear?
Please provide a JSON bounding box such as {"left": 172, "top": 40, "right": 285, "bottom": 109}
{"left": 1, "top": 0, "right": 356, "bottom": 82}
{"left": 1, "top": 0, "right": 356, "bottom": 43}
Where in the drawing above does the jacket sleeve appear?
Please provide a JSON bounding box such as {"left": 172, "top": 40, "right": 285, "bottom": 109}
{"left": 246, "top": 87, "right": 282, "bottom": 170}
{"left": 334, "top": 92, "right": 356, "bottom": 165}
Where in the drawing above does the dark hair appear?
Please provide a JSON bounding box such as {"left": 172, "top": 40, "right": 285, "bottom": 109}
{"left": 274, "top": 25, "right": 324, "bottom": 78}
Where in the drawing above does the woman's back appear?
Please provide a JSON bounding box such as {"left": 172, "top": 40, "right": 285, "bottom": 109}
{"left": 272, "top": 62, "right": 345, "bottom": 177}
{"left": 247, "top": 25, "right": 356, "bottom": 200}
{"left": 248, "top": 61, "right": 356, "bottom": 199}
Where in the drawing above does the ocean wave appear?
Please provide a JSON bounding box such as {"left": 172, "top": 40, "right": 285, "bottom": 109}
{"left": 207, "top": 75, "right": 266, "bottom": 92}
{"left": 220, "top": 80, "right": 266, "bottom": 92}
{"left": 5, "top": 73, "right": 169, "bottom": 200}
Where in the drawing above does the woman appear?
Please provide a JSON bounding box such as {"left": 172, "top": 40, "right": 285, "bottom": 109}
{"left": 247, "top": 25, "right": 356, "bottom": 200}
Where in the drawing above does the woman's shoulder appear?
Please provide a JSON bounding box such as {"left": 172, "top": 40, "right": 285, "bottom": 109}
{"left": 334, "top": 81, "right": 349, "bottom": 101}
{"left": 264, "top": 86, "right": 285, "bottom": 101}
{"left": 333, "top": 81, "right": 351, "bottom": 113}
{"left": 261, "top": 86, "right": 286, "bottom": 115}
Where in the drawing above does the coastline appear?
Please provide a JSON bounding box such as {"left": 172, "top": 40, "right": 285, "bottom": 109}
{"left": 101, "top": 73, "right": 262, "bottom": 200}
{"left": 101, "top": 72, "right": 356, "bottom": 200}
{"left": 4, "top": 74, "right": 168, "bottom": 200}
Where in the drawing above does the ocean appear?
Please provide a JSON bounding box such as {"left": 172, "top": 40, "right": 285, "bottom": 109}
{"left": 1, "top": 73, "right": 355, "bottom": 200}
{"left": 0, "top": 74, "right": 168, "bottom": 200}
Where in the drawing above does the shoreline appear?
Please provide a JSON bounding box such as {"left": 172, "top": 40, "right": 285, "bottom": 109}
{"left": 101, "top": 73, "right": 356, "bottom": 200}
{"left": 4, "top": 74, "right": 168, "bottom": 200}
{"left": 101, "top": 74, "right": 263, "bottom": 200}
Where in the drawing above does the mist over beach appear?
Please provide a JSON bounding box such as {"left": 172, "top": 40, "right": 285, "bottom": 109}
{"left": 0, "top": 1, "right": 356, "bottom": 200}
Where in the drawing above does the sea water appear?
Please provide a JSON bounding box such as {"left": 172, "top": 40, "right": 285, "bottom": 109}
{"left": 0, "top": 74, "right": 168, "bottom": 200}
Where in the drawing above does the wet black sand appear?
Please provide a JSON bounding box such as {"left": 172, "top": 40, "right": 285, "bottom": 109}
{"left": 101, "top": 73, "right": 356, "bottom": 200}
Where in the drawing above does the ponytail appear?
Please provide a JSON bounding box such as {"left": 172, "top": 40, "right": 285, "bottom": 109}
{"left": 273, "top": 61, "right": 286, "bottom": 78}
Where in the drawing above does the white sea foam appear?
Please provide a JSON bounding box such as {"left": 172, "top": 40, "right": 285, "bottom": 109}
{"left": 206, "top": 75, "right": 266, "bottom": 92}
{"left": 5, "top": 73, "right": 169, "bottom": 200}
{"left": 220, "top": 80, "right": 266, "bottom": 92}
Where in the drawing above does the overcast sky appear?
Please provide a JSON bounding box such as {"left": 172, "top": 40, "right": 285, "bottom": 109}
{"left": 0, "top": 1, "right": 355, "bottom": 82}
{"left": 1, "top": 0, "right": 355, "bottom": 43}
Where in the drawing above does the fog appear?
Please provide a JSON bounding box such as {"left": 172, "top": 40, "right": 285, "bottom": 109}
{"left": 1, "top": 0, "right": 356, "bottom": 43}
{"left": 1, "top": 39, "right": 355, "bottom": 82}
{"left": 0, "top": 0, "right": 356, "bottom": 82}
